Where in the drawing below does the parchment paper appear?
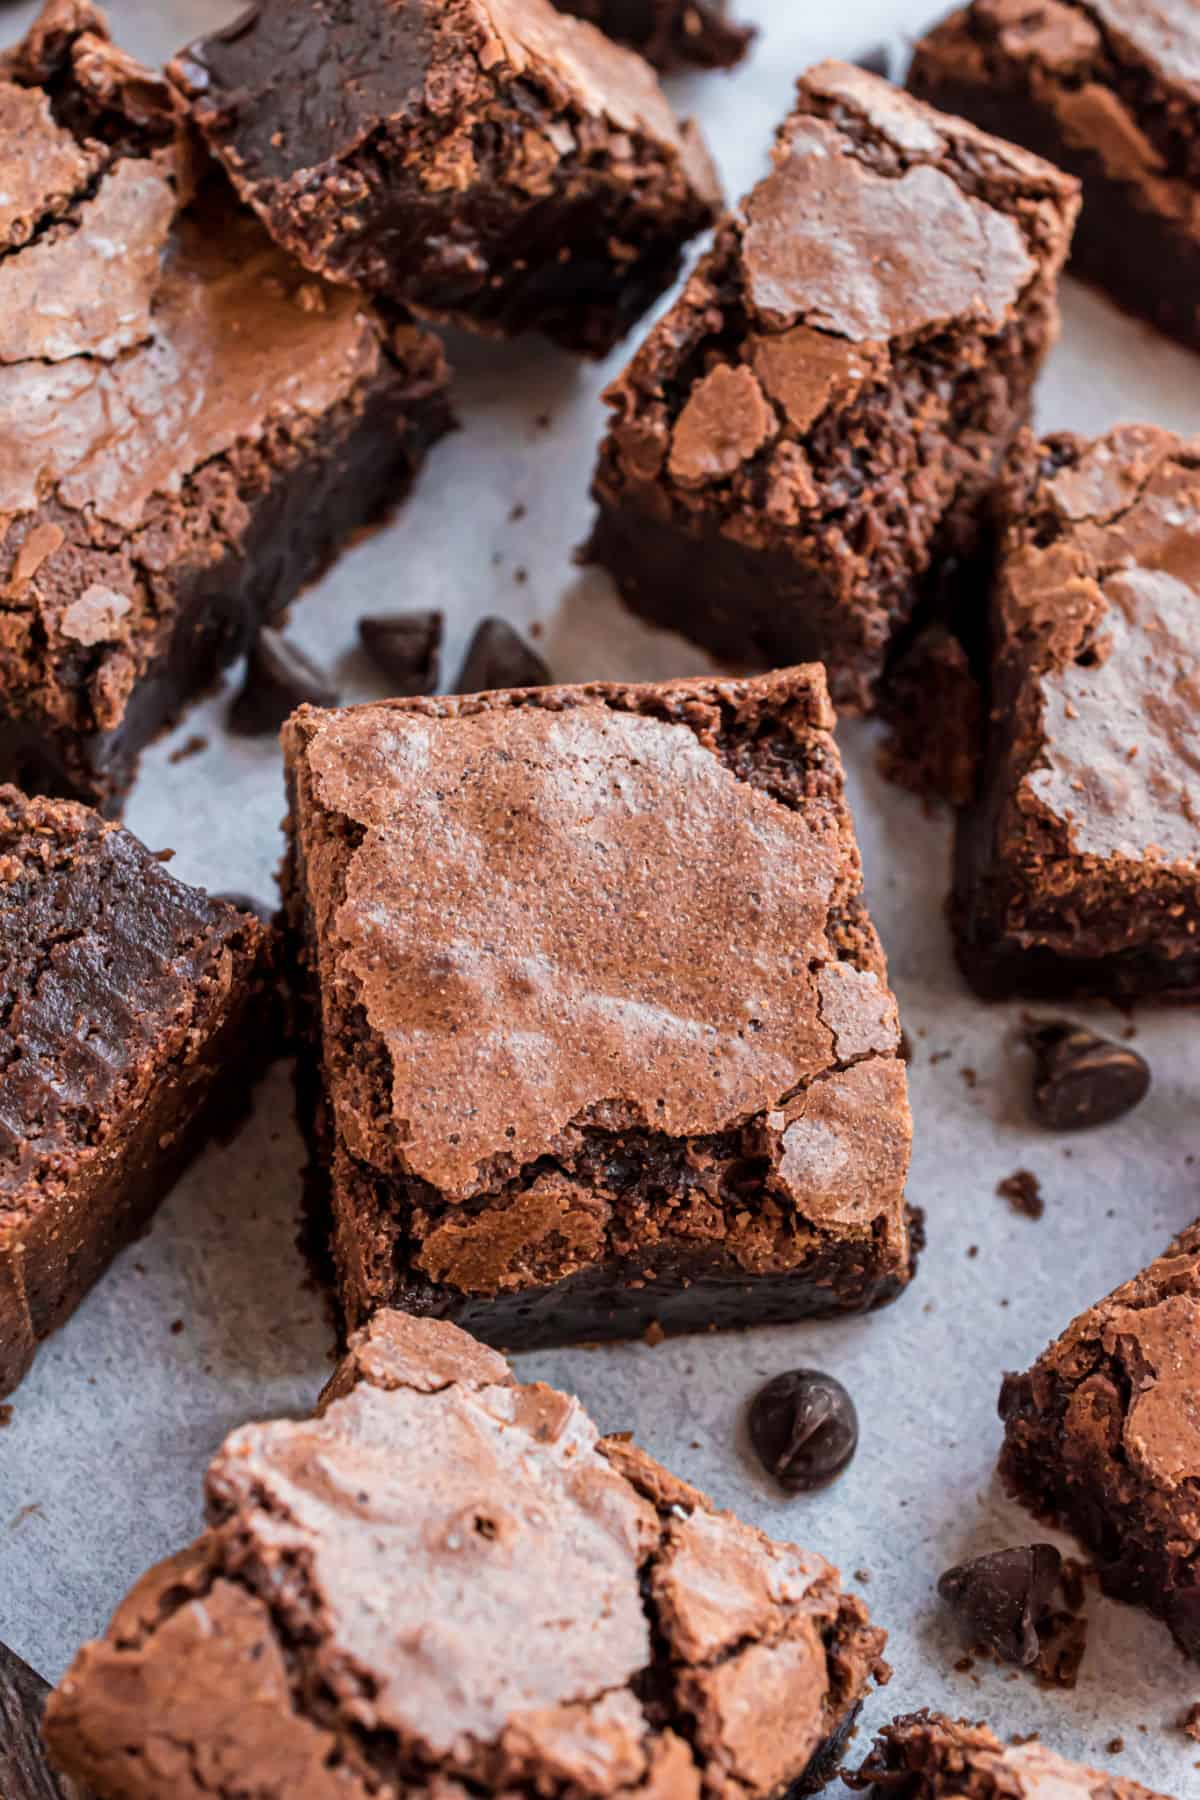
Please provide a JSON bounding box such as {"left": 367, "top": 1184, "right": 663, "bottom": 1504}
{"left": 2, "top": 0, "right": 1200, "bottom": 1789}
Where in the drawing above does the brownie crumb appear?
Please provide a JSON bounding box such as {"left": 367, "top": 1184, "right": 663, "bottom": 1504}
{"left": 961, "top": 1066, "right": 977, "bottom": 1089}
{"left": 855, "top": 1568, "right": 871, "bottom": 1584}
{"left": 967, "top": 1244, "right": 979, "bottom": 1259}
{"left": 898, "top": 1029, "right": 914, "bottom": 1064}
{"left": 954, "top": 1654, "right": 974, "bottom": 1673}
{"left": 642, "top": 1320, "right": 665, "bottom": 1347}
{"left": 167, "top": 734, "right": 208, "bottom": 765}
{"left": 170, "top": 1320, "right": 185, "bottom": 1336}
{"left": 1179, "top": 1704, "right": 1200, "bottom": 1743}
{"left": 1106, "top": 1738, "right": 1124, "bottom": 1755}
{"left": 0, "top": 1405, "right": 12, "bottom": 1428}
{"left": 509, "top": 503, "right": 527, "bottom": 522}
{"left": 997, "top": 1169, "right": 1043, "bottom": 1219}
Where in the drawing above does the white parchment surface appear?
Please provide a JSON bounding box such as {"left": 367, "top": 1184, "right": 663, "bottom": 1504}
{"left": 2, "top": 0, "right": 1200, "bottom": 1790}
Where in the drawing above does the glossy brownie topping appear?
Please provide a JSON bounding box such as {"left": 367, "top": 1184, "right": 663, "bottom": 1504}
{"left": 303, "top": 701, "right": 861, "bottom": 1199}
{"left": 851, "top": 1712, "right": 1172, "bottom": 1799}
{"left": 46, "top": 1311, "right": 888, "bottom": 1799}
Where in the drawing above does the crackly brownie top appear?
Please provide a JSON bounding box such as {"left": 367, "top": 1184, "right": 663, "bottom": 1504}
{"left": 597, "top": 61, "right": 1076, "bottom": 515}
{"left": 0, "top": 785, "right": 264, "bottom": 1221}
{"left": 991, "top": 424, "right": 1200, "bottom": 872}
{"left": 851, "top": 1711, "right": 1172, "bottom": 1798}
{"left": 1001, "top": 1219, "right": 1200, "bottom": 1517}
{"left": 286, "top": 669, "right": 905, "bottom": 1205}
{"left": 172, "top": 0, "right": 718, "bottom": 191}
{"left": 45, "top": 1310, "right": 886, "bottom": 1800}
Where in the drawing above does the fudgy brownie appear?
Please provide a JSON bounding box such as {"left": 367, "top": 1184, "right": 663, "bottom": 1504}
{"left": 169, "top": 0, "right": 721, "bottom": 358}
{"left": 45, "top": 1309, "right": 888, "bottom": 1800}
{"left": 849, "top": 1712, "right": 1173, "bottom": 1799}
{"left": 556, "top": 0, "right": 752, "bottom": 69}
{"left": 999, "top": 1219, "right": 1200, "bottom": 1662}
{"left": 0, "top": 1, "right": 453, "bottom": 815}
{"left": 953, "top": 424, "right": 1200, "bottom": 1002}
{"left": 910, "top": 0, "right": 1200, "bottom": 352}
{"left": 0, "top": 786, "right": 275, "bottom": 1400}
{"left": 282, "top": 667, "right": 917, "bottom": 1349}
{"left": 585, "top": 61, "right": 1078, "bottom": 712}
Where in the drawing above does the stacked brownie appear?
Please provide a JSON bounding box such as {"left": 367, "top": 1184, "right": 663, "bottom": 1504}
{"left": 44, "top": 1311, "right": 888, "bottom": 1800}
{"left": 557, "top": 0, "right": 753, "bottom": 68}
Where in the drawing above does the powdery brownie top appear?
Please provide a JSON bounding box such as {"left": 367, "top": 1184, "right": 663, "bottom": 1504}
{"left": 988, "top": 425, "right": 1200, "bottom": 877}
{"left": 284, "top": 671, "right": 910, "bottom": 1266}
{"left": 44, "top": 1310, "right": 887, "bottom": 1800}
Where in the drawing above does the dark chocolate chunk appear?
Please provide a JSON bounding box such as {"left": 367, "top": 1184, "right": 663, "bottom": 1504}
{"left": 747, "top": 1369, "right": 859, "bottom": 1493}
{"left": 937, "top": 1544, "right": 1062, "bottom": 1667}
{"left": 229, "top": 629, "right": 339, "bottom": 736}
{"left": 855, "top": 43, "right": 892, "bottom": 78}
{"left": 997, "top": 1169, "right": 1043, "bottom": 1219}
{"left": 0, "top": 1640, "right": 92, "bottom": 1799}
{"left": 1024, "top": 1021, "right": 1150, "bottom": 1130}
{"left": 453, "top": 618, "right": 551, "bottom": 695}
{"left": 358, "top": 610, "right": 443, "bottom": 696}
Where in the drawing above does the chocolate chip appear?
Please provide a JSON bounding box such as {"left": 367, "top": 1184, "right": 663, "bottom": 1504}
{"left": 213, "top": 891, "right": 275, "bottom": 925}
{"left": 229, "top": 628, "right": 338, "bottom": 735}
{"left": 453, "top": 617, "right": 550, "bottom": 694}
{"left": 747, "top": 1370, "right": 858, "bottom": 1493}
{"left": 855, "top": 43, "right": 892, "bottom": 78}
{"left": 937, "top": 1544, "right": 1062, "bottom": 1667}
{"left": 358, "top": 609, "right": 443, "bottom": 696}
{"left": 1024, "top": 1020, "right": 1150, "bottom": 1130}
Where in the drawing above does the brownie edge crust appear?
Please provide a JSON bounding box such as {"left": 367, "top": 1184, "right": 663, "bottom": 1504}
{"left": 44, "top": 1309, "right": 889, "bottom": 1800}
{"left": 282, "top": 667, "right": 917, "bottom": 1350}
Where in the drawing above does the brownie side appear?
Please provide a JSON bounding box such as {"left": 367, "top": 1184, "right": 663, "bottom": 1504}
{"left": 952, "top": 424, "right": 1200, "bottom": 1002}
{"left": 999, "top": 1220, "right": 1200, "bottom": 1660}
{"left": 848, "top": 1711, "right": 1171, "bottom": 1798}
{"left": 0, "top": 788, "right": 276, "bottom": 1397}
{"left": 45, "top": 1311, "right": 888, "bottom": 1799}
{"left": 555, "top": 0, "right": 753, "bottom": 69}
{"left": 910, "top": 0, "right": 1200, "bottom": 351}
{"left": 282, "top": 668, "right": 916, "bottom": 1350}
{"left": 586, "top": 60, "right": 1078, "bottom": 711}
{"left": 169, "top": 0, "right": 720, "bottom": 357}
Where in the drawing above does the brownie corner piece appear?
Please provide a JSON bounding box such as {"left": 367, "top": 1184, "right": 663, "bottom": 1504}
{"left": 909, "top": 0, "right": 1200, "bottom": 351}
{"left": 586, "top": 58, "right": 1078, "bottom": 711}
{"left": 998, "top": 1219, "right": 1200, "bottom": 1662}
{"left": 169, "top": 0, "right": 720, "bottom": 357}
{"left": 953, "top": 422, "right": 1200, "bottom": 1002}
{"left": 45, "top": 1308, "right": 887, "bottom": 1800}
{"left": 850, "top": 1711, "right": 1172, "bottom": 1799}
{"left": 556, "top": 0, "right": 754, "bottom": 70}
{"left": 282, "top": 665, "right": 915, "bottom": 1351}
{"left": 0, "top": 785, "right": 276, "bottom": 1399}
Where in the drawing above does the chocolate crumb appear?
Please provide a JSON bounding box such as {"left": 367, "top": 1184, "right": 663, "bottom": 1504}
{"left": 230, "top": 629, "right": 338, "bottom": 735}
{"left": 453, "top": 617, "right": 550, "bottom": 694}
{"left": 997, "top": 1169, "right": 1043, "bottom": 1219}
{"left": 167, "top": 733, "right": 208, "bottom": 765}
{"left": 358, "top": 610, "right": 443, "bottom": 696}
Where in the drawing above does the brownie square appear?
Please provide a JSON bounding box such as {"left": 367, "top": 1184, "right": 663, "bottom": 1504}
{"left": 282, "top": 667, "right": 916, "bottom": 1350}
{"left": 0, "top": 786, "right": 275, "bottom": 1399}
{"left": 556, "top": 0, "right": 752, "bottom": 69}
{"left": 953, "top": 424, "right": 1200, "bottom": 1002}
{"left": 586, "top": 60, "right": 1078, "bottom": 712}
{"left": 850, "top": 1712, "right": 1170, "bottom": 1799}
{"left": 910, "top": 0, "right": 1200, "bottom": 352}
{"left": 0, "top": 1, "right": 453, "bottom": 815}
{"left": 169, "top": 0, "right": 721, "bottom": 358}
{"left": 45, "top": 1309, "right": 888, "bottom": 1800}
{"left": 999, "top": 1220, "right": 1200, "bottom": 1662}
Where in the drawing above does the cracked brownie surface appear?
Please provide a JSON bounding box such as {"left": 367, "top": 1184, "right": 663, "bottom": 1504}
{"left": 169, "top": 0, "right": 720, "bottom": 357}
{"left": 999, "top": 1220, "right": 1200, "bottom": 1663}
{"left": 554, "top": 0, "right": 752, "bottom": 69}
{"left": 586, "top": 60, "right": 1078, "bottom": 711}
{"left": 952, "top": 423, "right": 1200, "bottom": 1001}
{"left": 910, "top": 0, "right": 1200, "bottom": 351}
{"left": 0, "top": 0, "right": 453, "bottom": 814}
{"left": 849, "top": 1711, "right": 1174, "bottom": 1799}
{"left": 44, "top": 1310, "right": 888, "bottom": 1800}
{"left": 282, "top": 667, "right": 916, "bottom": 1349}
{"left": 0, "top": 784, "right": 275, "bottom": 1398}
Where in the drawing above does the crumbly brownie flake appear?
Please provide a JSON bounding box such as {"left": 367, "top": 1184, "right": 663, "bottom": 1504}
{"left": 849, "top": 1710, "right": 1173, "bottom": 1799}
